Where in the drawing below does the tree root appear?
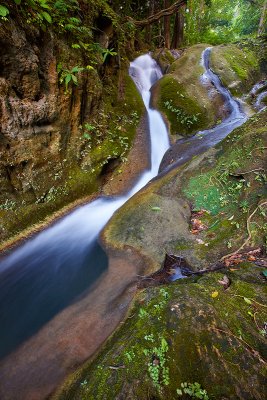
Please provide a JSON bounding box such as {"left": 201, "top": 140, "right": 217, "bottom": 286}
{"left": 213, "top": 327, "right": 267, "bottom": 365}
{"left": 220, "top": 201, "right": 267, "bottom": 263}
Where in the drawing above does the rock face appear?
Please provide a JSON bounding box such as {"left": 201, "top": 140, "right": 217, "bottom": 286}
{"left": 0, "top": 22, "right": 62, "bottom": 201}
{"left": 0, "top": 19, "right": 144, "bottom": 245}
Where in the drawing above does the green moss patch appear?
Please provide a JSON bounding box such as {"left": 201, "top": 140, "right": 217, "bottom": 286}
{"left": 54, "top": 265, "right": 267, "bottom": 400}
{"left": 183, "top": 110, "right": 267, "bottom": 260}
{"left": 210, "top": 43, "right": 260, "bottom": 96}
{"left": 153, "top": 44, "right": 224, "bottom": 137}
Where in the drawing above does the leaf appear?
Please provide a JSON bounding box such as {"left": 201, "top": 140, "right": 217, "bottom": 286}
{"left": 211, "top": 291, "right": 219, "bottom": 298}
{"left": 65, "top": 74, "right": 72, "bottom": 85}
{"left": 243, "top": 297, "right": 252, "bottom": 305}
{"left": 39, "top": 0, "right": 50, "bottom": 9}
{"left": 71, "top": 74, "right": 78, "bottom": 85}
{"left": 262, "top": 269, "right": 267, "bottom": 278}
{"left": 14, "top": 0, "right": 21, "bottom": 4}
{"left": 0, "top": 5, "right": 9, "bottom": 16}
{"left": 56, "top": 63, "right": 63, "bottom": 73}
{"left": 151, "top": 206, "right": 161, "bottom": 211}
{"left": 71, "top": 66, "right": 81, "bottom": 73}
{"left": 218, "top": 275, "right": 231, "bottom": 290}
{"left": 176, "top": 389, "right": 183, "bottom": 395}
{"left": 41, "top": 11, "right": 52, "bottom": 23}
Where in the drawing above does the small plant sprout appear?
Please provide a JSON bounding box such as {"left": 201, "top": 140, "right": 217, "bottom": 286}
{"left": 177, "top": 382, "right": 209, "bottom": 399}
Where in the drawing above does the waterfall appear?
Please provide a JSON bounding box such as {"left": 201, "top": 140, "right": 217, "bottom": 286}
{"left": 0, "top": 54, "right": 170, "bottom": 358}
{"left": 160, "top": 48, "right": 247, "bottom": 173}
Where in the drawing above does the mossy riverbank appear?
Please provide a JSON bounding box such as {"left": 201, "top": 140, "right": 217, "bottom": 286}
{"left": 53, "top": 43, "right": 267, "bottom": 398}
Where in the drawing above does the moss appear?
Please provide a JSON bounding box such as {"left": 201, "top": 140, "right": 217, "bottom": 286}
{"left": 156, "top": 76, "right": 206, "bottom": 136}
{"left": 154, "top": 44, "right": 221, "bottom": 137}
{"left": 182, "top": 110, "right": 267, "bottom": 261}
{"left": 54, "top": 266, "right": 267, "bottom": 400}
{"left": 210, "top": 44, "right": 260, "bottom": 96}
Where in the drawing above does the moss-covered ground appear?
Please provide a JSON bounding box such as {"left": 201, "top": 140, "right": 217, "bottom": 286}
{"left": 182, "top": 110, "right": 267, "bottom": 263}
{"left": 54, "top": 264, "right": 267, "bottom": 400}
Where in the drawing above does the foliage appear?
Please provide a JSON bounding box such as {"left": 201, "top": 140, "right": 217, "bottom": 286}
{"left": 146, "top": 337, "right": 170, "bottom": 390}
{"left": 177, "top": 382, "right": 209, "bottom": 399}
{"left": 164, "top": 99, "right": 200, "bottom": 127}
{"left": 57, "top": 64, "right": 86, "bottom": 92}
{"left": 184, "top": 0, "right": 267, "bottom": 45}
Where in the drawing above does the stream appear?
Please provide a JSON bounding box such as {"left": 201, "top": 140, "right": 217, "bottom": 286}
{"left": 160, "top": 47, "right": 247, "bottom": 172}
{"left": 0, "top": 54, "right": 170, "bottom": 360}
{"left": 0, "top": 48, "right": 249, "bottom": 399}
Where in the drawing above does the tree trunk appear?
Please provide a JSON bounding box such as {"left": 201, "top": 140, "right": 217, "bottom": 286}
{"left": 127, "top": 0, "right": 187, "bottom": 28}
{"left": 258, "top": 0, "right": 267, "bottom": 36}
{"left": 164, "top": 0, "right": 171, "bottom": 48}
{"left": 171, "top": 6, "right": 185, "bottom": 48}
{"left": 145, "top": 0, "right": 155, "bottom": 43}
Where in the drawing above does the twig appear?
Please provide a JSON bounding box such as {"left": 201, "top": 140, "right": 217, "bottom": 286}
{"left": 229, "top": 168, "right": 265, "bottom": 176}
{"left": 253, "top": 312, "right": 262, "bottom": 332}
{"left": 136, "top": 275, "right": 157, "bottom": 281}
{"left": 213, "top": 327, "right": 267, "bottom": 364}
{"left": 108, "top": 365, "right": 125, "bottom": 370}
{"left": 255, "top": 147, "right": 267, "bottom": 151}
{"left": 233, "top": 294, "right": 267, "bottom": 308}
{"left": 220, "top": 201, "right": 267, "bottom": 262}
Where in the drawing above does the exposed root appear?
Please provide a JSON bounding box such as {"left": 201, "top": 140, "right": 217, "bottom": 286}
{"left": 220, "top": 201, "right": 267, "bottom": 263}
{"left": 213, "top": 327, "right": 267, "bottom": 365}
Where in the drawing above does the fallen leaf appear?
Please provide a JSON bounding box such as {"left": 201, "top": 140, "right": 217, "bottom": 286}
{"left": 218, "top": 275, "right": 231, "bottom": 290}
{"left": 243, "top": 297, "right": 252, "bottom": 305}
{"left": 211, "top": 291, "right": 219, "bottom": 298}
{"left": 247, "top": 248, "right": 261, "bottom": 256}
{"left": 247, "top": 255, "right": 256, "bottom": 261}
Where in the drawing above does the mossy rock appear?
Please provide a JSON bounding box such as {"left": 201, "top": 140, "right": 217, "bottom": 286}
{"left": 101, "top": 110, "right": 267, "bottom": 274}
{"left": 210, "top": 43, "right": 260, "bottom": 96}
{"left": 52, "top": 60, "right": 267, "bottom": 400}
{"left": 152, "top": 44, "right": 226, "bottom": 138}
{"left": 54, "top": 265, "right": 267, "bottom": 400}
{"left": 0, "top": 61, "right": 144, "bottom": 246}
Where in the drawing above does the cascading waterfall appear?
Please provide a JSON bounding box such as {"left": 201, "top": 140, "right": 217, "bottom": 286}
{"left": 0, "top": 54, "right": 170, "bottom": 359}
{"left": 160, "top": 48, "right": 247, "bottom": 172}
{"left": 0, "top": 48, "right": 251, "bottom": 362}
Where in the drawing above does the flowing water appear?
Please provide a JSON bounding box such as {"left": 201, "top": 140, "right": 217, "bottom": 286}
{"left": 255, "top": 90, "right": 267, "bottom": 111}
{"left": 0, "top": 49, "right": 251, "bottom": 399}
{"left": 160, "top": 47, "right": 247, "bottom": 172}
{"left": 0, "top": 54, "right": 170, "bottom": 359}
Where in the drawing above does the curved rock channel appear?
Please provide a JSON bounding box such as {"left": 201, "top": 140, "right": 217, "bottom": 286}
{"left": 0, "top": 48, "right": 248, "bottom": 400}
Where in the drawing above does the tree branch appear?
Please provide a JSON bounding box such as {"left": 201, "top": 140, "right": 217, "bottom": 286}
{"left": 127, "top": 0, "right": 187, "bottom": 28}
